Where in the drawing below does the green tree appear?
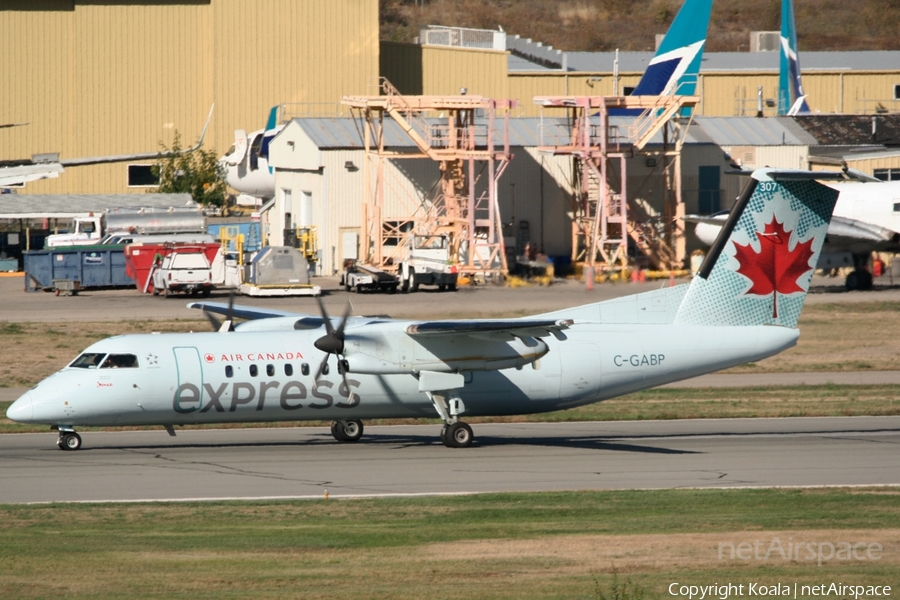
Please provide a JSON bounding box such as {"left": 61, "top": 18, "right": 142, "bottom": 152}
{"left": 152, "top": 131, "right": 227, "bottom": 207}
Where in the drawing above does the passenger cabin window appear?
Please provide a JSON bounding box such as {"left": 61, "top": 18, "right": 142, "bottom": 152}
{"left": 70, "top": 353, "right": 106, "bottom": 369}
{"left": 249, "top": 364, "right": 258, "bottom": 377}
{"left": 225, "top": 365, "right": 234, "bottom": 378}
{"left": 284, "top": 364, "right": 293, "bottom": 376}
{"left": 100, "top": 354, "right": 138, "bottom": 369}
{"left": 266, "top": 364, "right": 275, "bottom": 377}
{"left": 893, "top": 203, "right": 900, "bottom": 213}
{"left": 301, "top": 363, "right": 309, "bottom": 376}
{"left": 321, "top": 363, "right": 329, "bottom": 375}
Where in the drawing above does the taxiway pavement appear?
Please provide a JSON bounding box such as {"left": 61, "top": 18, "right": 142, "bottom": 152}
{"left": 1, "top": 416, "right": 898, "bottom": 504}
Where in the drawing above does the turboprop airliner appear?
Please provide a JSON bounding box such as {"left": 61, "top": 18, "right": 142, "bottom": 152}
{"left": 8, "top": 168, "right": 852, "bottom": 450}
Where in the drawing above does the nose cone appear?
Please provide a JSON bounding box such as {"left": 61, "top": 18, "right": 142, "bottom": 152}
{"left": 6, "top": 392, "right": 34, "bottom": 423}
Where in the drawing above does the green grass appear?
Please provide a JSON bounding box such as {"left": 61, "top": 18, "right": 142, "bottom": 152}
{"left": 3, "top": 384, "right": 898, "bottom": 434}
{"left": 1, "top": 488, "right": 898, "bottom": 599}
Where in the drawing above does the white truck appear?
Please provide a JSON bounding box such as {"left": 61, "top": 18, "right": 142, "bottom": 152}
{"left": 45, "top": 207, "right": 209, "bottom": 248}
{"left": 151, "top": 249, "right": 214, "bottom": 297}
{"left": 340, "top": 261, "right": 399, "bottom": 293}
{"left": 399, "top": 235, "right": 458, "bottom": 292}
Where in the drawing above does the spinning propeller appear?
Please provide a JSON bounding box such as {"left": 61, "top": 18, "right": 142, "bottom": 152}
{"left": 203, "top": 292, "right": 236, "bottom": 333}
{"left": 312, "top": 297, "right": 354, "bottom": 396}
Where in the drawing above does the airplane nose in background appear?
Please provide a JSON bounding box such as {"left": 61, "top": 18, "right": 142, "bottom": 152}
{"left": 6, "top": 392, "right": 34, "bottom": 423}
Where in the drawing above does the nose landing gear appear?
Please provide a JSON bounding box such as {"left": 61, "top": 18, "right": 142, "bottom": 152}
{"left": 57, "top": 428, "right": 82, "bottom": 451}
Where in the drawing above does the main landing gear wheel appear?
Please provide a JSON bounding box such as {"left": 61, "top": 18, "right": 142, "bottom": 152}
{"left": 331, "top": 419, "right": 363, "bottom": 442}
{"left": 845, "top": 269, "right": 873, "bottom": 291}
{"left": 443, "top": 422, "right": 473, "bottom": 448}
{"left": 58, "top": 432, "right": 82, "bottom": 451}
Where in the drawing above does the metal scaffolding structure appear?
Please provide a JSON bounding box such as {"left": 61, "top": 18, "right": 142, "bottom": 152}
{"left": 341, "top": 78, "right": 516, "bottom": 278}
{"left": 533, "top": 94, "right": 698, "bottom": 271}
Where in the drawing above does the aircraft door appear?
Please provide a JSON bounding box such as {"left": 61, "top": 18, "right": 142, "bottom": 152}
{"left": 173, "top": 347, "right": 206, "bottom": 414}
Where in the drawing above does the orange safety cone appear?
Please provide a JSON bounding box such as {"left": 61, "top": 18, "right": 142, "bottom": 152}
{"left": 585, "top": 266, "right": 594, "bottom": 290}
{"left": 668, "top": 271, "right": 675, "bottom": 287}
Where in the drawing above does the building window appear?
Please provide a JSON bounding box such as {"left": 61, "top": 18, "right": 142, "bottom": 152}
{"left": 894, "top": 84, "right": 900, "bottom": 100}
{"left": 127, "top": 165, "right": 159, "bottom": 187}
{"left": 874, "top": 168, "right": 900, "bottom": 181}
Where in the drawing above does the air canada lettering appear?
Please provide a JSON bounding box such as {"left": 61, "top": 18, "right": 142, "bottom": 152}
{"left": 173, "top": 379, "right": 361, "bottom": 413}
{"left": 217, "top": 352, "right": 305, "bottom": 362}
{"left": 613, "top": 354, "right": 665, "bottom": 367}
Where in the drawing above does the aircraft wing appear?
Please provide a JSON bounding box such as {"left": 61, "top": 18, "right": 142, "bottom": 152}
{"left": 683, "top": 214, "right": 726, "bottom": 226}
{"left": 685, "top": 213, "right": 899, "bottom": 247}
{"left": 186, "top": 301, "right": 304, "bottom": 321}
{"left": 0, "top": 162, "right": 64, "bottom": 186}
{"left": 827, "top": 216, "right": 899, "bottom": 244}
{"left": 406, "top": 318, "right": 573, "bottom": 341}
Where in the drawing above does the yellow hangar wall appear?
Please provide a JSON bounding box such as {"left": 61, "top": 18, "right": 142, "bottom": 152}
{"left": 381, "top": 42, "right": 509, "bottom": 99}
{"left": 0, "top": 0, "right": 378, "bottom": 195}
{"left": 381, "top": 44, "right": 900, "bottom": 118}
{"left": 697, "top": 71, "right": 900, "bottom": 116}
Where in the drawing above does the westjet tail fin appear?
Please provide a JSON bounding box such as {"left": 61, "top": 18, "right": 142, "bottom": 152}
{"left": 778, "top": 0, "right": 810, "bottom": 115}
{"left": 630, "top": 0, "right": 713, "bottom": 99}
{"left": 674, "top": 169, "right": 843, "bottom": 328}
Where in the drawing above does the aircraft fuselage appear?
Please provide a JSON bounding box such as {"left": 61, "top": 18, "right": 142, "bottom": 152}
{"left": 12, "top": 323, "right": 798, "bottom": 429}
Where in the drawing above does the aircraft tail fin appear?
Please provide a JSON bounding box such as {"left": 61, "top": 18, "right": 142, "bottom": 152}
{"left": 264, "top": 105, "right": 279, "bottom": 131}
{"left": 629, "top": 0, "right": 713, "bottom": 99}
{"left": 778, "top": 0, "right": 810, "bottom": 115}
{"left": 673, "top": 169, "right": 841, "bottom": 328}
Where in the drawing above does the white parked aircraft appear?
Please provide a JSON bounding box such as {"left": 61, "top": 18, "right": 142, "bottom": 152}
{"left": 0, "top": 106, "right": 214, "bottom": 188}
{"left": 7, "top": 168, "right": 848, "bottom": 450}
{"left": 219, "top": 106, "right": 282, "bottom": 199}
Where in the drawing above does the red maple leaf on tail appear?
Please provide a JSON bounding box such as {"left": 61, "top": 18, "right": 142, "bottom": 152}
{"left": 733, "top": 217, "right": 815, "bottom": 319}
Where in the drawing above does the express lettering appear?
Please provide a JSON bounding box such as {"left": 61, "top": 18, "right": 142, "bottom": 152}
{"left": 173, "top": 379, "right": 361, "bottom": 413}
{"left": 613, "top": 354, "right": 665, "bottom": 367}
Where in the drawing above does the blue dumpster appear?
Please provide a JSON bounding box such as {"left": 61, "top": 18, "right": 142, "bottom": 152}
{"left": 23, "top": 246, "right": 133, "bottom": 292}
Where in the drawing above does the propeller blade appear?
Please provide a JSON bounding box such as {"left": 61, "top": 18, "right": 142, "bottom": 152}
{"left": 334, "top": 300, "right": 353, "bottom": 337}
{"left": 313, "top": 353, "right": 330, "bottom": 383}
{"left": 315, "top": 296, "right": 335, "bottom": 337}
{"left": 224, "top": 291, "right": 236, "bottom": 332}
{"left": 338, "top": 357, "right": 356, "bottom": 404}
{"left": 203, "top": 311, "right": 222, "bottom": 332}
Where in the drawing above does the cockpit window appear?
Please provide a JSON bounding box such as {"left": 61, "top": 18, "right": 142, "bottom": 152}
{"left": 100, "top": 354, "right": 139, "bottom": 369}
{"left": 69, "top": 353, "right": 106, "bottom": 369}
